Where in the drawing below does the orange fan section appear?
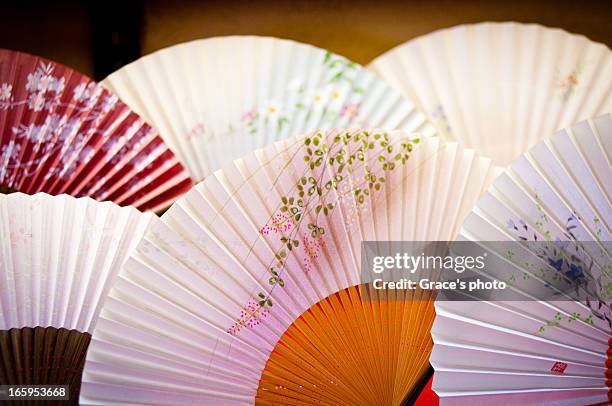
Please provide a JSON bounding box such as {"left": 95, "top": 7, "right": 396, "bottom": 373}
{"left": 256, "top": 285, "right": 435, "bottom": 405}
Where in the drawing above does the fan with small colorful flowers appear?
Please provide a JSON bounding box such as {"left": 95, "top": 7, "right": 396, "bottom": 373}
{"left": 79, "top": 128, "right": 499, "bottom": 405}
{"left": 369, "top": 22, "right": 612, "bottom": 166}
{"left": 101, "top": 36, "right": 436, "bottom": 182}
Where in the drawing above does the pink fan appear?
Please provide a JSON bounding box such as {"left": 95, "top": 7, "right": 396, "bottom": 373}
{"left": 0, "top": 49, "right": 193, "bottom": 211}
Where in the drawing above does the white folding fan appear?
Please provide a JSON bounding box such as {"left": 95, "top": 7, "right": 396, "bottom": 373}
{"left": 101, "top": 36, "right": 436, "bottom": 181}
{"left": 0, "top": 192, "right": 155, "bottom": 400}
{"left": 368, "top": 22, "right": 612, "bottom": 166}
{"left": 430, "top": 114, "right": 612, "bottom": 405}
{"left": 0, "top": 49, "right": 193, "bottom": 211}
{"left": 80, "top": 128, "right": 501, "bottom": 405}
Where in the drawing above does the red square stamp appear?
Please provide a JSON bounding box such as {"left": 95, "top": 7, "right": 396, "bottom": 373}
{"left": 550, "top": 362, "right": 568, "bottom": 375}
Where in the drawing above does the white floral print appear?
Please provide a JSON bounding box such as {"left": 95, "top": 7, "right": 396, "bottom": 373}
{"left": 0, "top": 53, "right": 188, "bottom": 206}
{"left": 232, "top": 52, "right": 365, "bottom": 138}
{"left": 0, "top": 83, "right": 12, "bottom": 101}
{"left": 27, "top": 91, "right": 46, "bottom": 111}
{"left": 0, "top": 141, "right": 21, "bottom": 183}
{"left": 73, "top": 82, "right": 103, "bottom": 109}
{"left": 101, "top": 93, "right": 119, "bottom": 112}
{"left": 22, "top": 63, "right": 65, "bottom": 111}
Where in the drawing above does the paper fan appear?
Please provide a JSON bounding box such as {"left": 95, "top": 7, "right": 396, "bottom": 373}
{"left": 368, "top": 22, "right": 612, "bottom": 166}
{"left": 0, "top": 192, "right": 154, "bottom": 401}
{"left": 430, "top": 114, "right": 612, "bottom": 405}
{"left": 79, "top": 128, "right": 500, "bottom": 404}
{"left": 0, "top": 49, "right": 193, "bottom": 211}
{"left": 101, "top": 36, "right": 436, "bottom": 181}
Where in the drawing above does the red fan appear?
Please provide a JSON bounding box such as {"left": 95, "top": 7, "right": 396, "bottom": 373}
{"left": 0, "top": 49, "right": 193, "bottom": 211}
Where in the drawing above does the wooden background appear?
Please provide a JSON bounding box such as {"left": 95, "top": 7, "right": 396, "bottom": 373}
{"left": 1, "top": 0, "right": 611, "bottom": 80}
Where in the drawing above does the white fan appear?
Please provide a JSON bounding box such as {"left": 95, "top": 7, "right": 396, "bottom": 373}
{"left": 431, "top": 114, "right": 612, "bottom": 405}
{"left": 0, "top": 192, "right": 154, "bottom": 399}
{"left": 80, "top": 128, "right": 500, "bottom": 405}
{"left": 102, "top": 36, "right": 435, "bottom": 181}
{"left": 368, "top": 22, "right": 612, "bottom": 166}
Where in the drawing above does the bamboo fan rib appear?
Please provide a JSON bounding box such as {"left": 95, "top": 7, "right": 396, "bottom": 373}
{"left": 81, "top": 128, "right": 500, "bottom": 405}
{"left": 102, "top": 36, "right": 436, "bottom": 181}
{"left": 0, "top": 327, "right": 90, "bottom": 405}
{"left": 0, "top": 192, "right": 155, "bottom": 402}
{"left": 256, "top": 285, "right": 434, "bottom": 405}
{"left": 431, "top": 114, "right": 612, "bottom": 405}
{"left": 0, "top": 49, "right": 193, "bottom": 211}
{"left": 368, "top": 22, "right": 612, "bottom": 166}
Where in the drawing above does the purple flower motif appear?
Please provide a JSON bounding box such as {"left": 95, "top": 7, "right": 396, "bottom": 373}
{"left": 567, "top": 263, "right": 584, "bottom": 280}
{"left": 548, "top": 258, "right": 564, "bottom": 272}
{"left": 553, "top": 238, "right": 569, "bottom": 251}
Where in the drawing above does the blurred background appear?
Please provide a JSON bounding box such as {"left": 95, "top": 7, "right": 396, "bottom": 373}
{"left": 1, "top": 0, "right": 611, "bottom": 80}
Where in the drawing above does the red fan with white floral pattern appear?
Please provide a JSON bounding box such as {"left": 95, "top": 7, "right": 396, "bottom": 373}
{"left": 0, "top": 49, "right": 193, "bottom": 211}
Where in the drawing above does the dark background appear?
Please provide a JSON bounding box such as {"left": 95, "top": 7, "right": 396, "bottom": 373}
{"left": 1, "top": 0, "right": 611, "bottom": 80}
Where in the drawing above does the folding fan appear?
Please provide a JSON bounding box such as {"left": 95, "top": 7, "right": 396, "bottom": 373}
{"left": 79, "top": 128, "right": 501, "bottom": 405}
{"left": 101, "top": 36, "right": 436, "bottom": 181}
{"left": 0, "top": 192, "right": 155, "bottom": 402}
{"left": 430, "top": 114, "right": 612, "bottom": 405}
{"left": 0, "top": 49, "right": 193, "bottom": 211}
{"left": 368, "top": 22, "right": 612, "bottom": 166}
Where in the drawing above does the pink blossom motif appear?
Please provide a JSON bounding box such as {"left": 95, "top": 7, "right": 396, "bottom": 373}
{"left": 226, "top": 299, "right": 270, "bottom": 335}
{"left": 8, "top": 225, "right": 28, "bottom": 246}
{"left": 557, "top": 64, "right": 583, "bottom": 101}
{"left": 187, "top": 122, "right": 206, "bottom": 139}
{"left": 0, "top": 83, "right": 12, "bottom": 101}
{"left": 302, "top": 234, "right": 325, "bottom": 272}
{"left": 340, "top": 102, "right": 360, "bottom": 124}
{"left": 260, "top": 212, "right": 295, "bottom": 235}
{"left": 241, "top": 107, "right": 257, "bottom": 122}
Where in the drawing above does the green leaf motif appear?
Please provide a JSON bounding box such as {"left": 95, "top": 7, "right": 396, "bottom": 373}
{"left": 235, "top": 130, "right": 421, "bottom": 336}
